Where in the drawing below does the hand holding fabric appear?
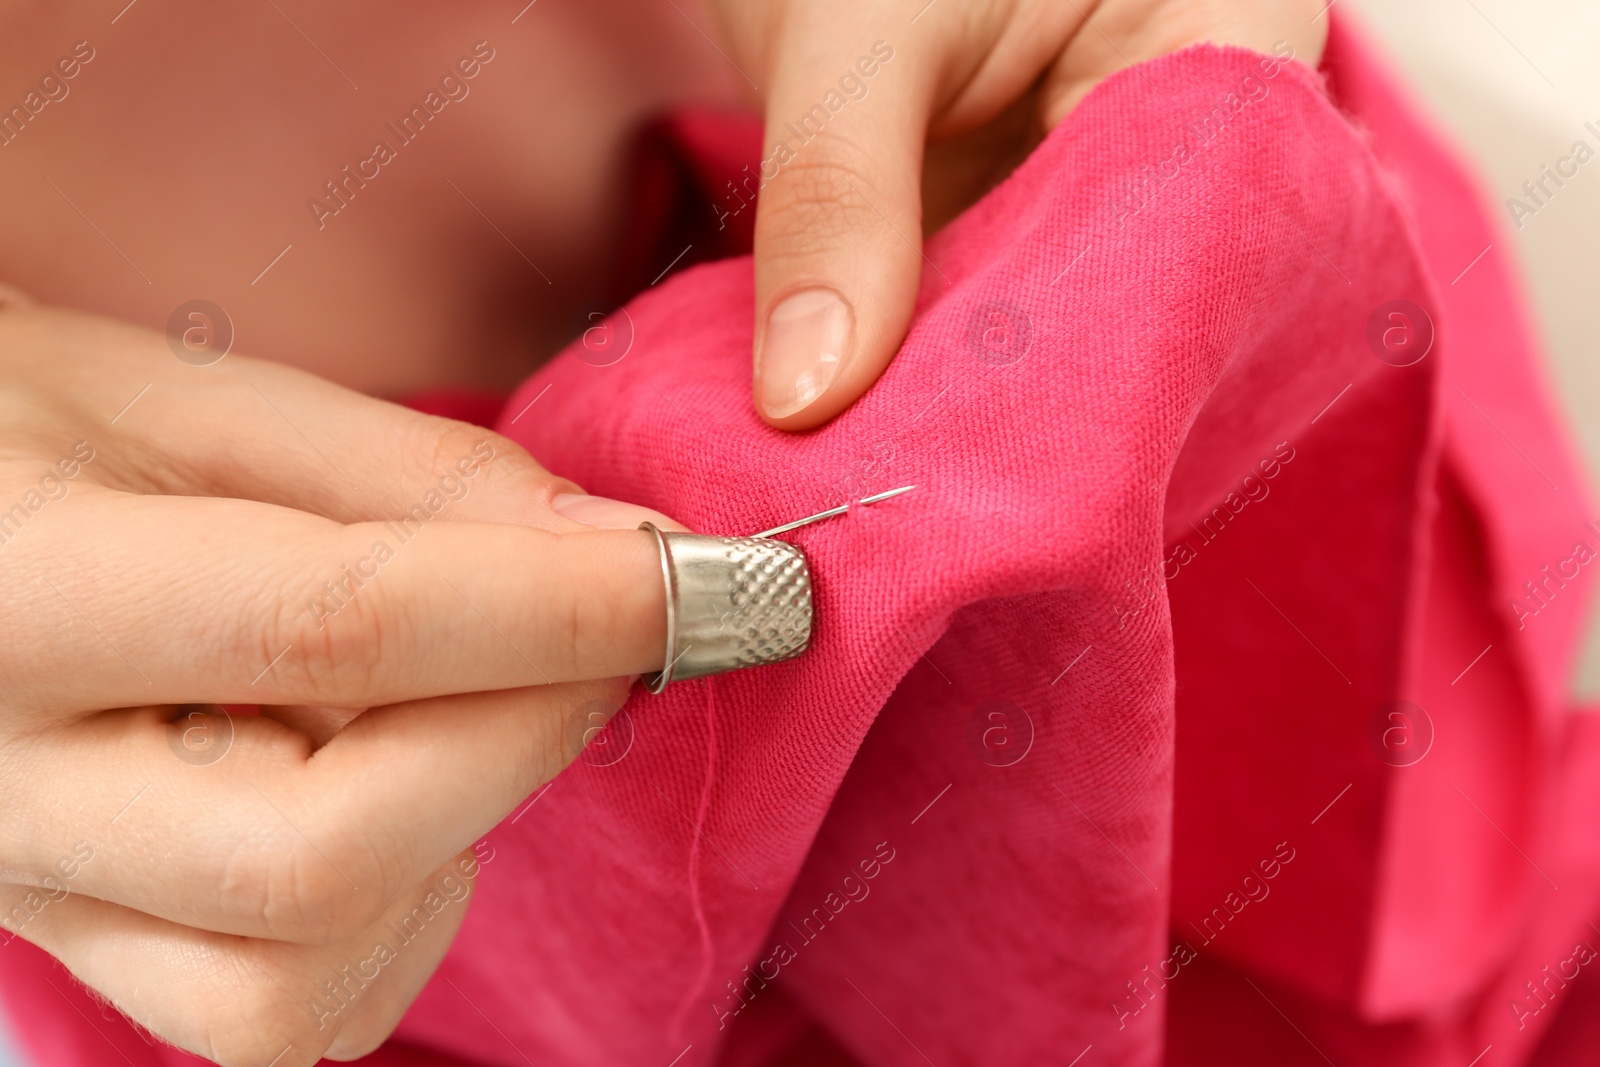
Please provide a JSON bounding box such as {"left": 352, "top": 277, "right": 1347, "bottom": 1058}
{"left": 0, "top": 300, "right": 677, "bottom": 1065}
{"left": 717, "top": 0, "right": 1328, "bottom": 427}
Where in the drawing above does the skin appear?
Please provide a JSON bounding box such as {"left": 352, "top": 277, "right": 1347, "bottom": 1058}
{"left": 724, "top": 0, "right": 1328, "bottom": 426}
{"left": 0, "top": 1, "right": 736, "bottom": 395}
{"left": 0, "top": 300, "right": 681, "bottom": 1062}
{"left": 0, "top": 1, "right": 1325, "bottom": 1062}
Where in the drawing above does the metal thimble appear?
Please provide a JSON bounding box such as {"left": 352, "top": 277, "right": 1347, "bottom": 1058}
{"left": 638, "top": 523, "right": 813, "bottom": 692}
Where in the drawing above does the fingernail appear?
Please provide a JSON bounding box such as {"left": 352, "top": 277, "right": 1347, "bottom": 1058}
{"left": 756, "top": 288, "right": 853, "bottom": 419}
{"left": 551, "top": 492, "right": 666, "bottom": 530}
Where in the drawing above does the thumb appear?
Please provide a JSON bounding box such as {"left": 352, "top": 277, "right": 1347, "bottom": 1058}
{"left": 751, "top": 34, "right": 932, "bottom": 429}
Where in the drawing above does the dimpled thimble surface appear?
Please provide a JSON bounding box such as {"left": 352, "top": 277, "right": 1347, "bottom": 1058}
{"left": 639, "top": 524, "right": 813, "bottom": 692}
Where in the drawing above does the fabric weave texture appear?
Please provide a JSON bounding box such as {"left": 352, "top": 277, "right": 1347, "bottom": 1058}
{"left": 4, "top": 14, "right": 1599, "bottom": 1067}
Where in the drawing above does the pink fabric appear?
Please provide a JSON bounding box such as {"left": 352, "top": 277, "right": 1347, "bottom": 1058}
{"left": 4, "top": 15, "right": 1598, "bottom": 1067}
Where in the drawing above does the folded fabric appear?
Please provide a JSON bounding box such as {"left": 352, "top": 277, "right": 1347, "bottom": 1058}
{"left": 4, "top": 13, "right": 1597, "bottom": 1067}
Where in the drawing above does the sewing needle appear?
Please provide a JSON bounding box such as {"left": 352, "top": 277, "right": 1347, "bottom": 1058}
{"left": 750, "top": 485, "right": 917, "bottom": 539}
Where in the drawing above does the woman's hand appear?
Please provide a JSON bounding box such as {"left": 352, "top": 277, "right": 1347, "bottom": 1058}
{"left": 0, "top": 299, "right": 672, "bottom": 1064}
{"left": 717, "top": 0, "right": 1328, "bottom": 427}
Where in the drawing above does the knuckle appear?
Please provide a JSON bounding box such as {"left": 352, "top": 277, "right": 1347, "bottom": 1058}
{"left": 405, "top": 417, "right": 492, "bottom": 479}
{"left": 565, "top": 585, "right": 630, "bottom": 679}
{"left": 759, "top": 153, "right": 893, "bottom": 250}
{"left": 402, "top": 417, "right": 541, "bottom": 496}
{"left": 275, "top": 554, "right": 408, "bottom": 706}
{"left": 190, "top": 948, "right": 340, "bottom": 1067}
{"left": 773, "top": 148, "right": 876, "bottom": 198}
{"left": 253, "top": 827, "right": 391, "bottom": 944}
{"left": 396, "top": 417, "right": 564, "bottom": 522}
{"left": 559, "top": 582, "right": 590, "bottom": 677}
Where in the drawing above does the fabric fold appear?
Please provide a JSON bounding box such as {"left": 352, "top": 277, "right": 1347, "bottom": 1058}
{"left": 2, "top": 15, "right": 1594, "bottom": 1067}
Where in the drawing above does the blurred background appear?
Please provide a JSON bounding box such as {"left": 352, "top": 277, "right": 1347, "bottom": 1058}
{"left": 1347, "top": 0, "right": 1600, "bottom": 696}
{"left": 1, "top": 3, "right": 1596, "bottom": 1065}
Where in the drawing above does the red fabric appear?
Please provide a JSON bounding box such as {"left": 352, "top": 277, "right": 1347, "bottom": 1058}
{"left": 4, "top": 15, "right": 1598, "bottom": 1067}
{"left": 609, "top": 111, "right": 765, "bottom": 298}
